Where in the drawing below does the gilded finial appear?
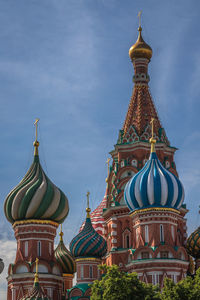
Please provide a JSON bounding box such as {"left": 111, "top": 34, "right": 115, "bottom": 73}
{"left": 59, "top": 224, "right": 63, "bottom": 242}
{"left": 138, "top": 11, "right": 142, "bottom": 29}
{"left": 33, "top": 119, "right": 40, "bottom": 156}
{"left": 149, "top": 118, "right": 156, "bottom": 153}
{"left": 86, "top": 191, "right": 91, "bottom": 218}
{"left": 34, "top": 258, "right": 39, "bottom": 284}
{"left": 106, "top": 158, "right": 111, "bottom": 185}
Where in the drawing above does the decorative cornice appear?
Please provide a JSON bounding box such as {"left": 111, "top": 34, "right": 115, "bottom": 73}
{"left": 75, "top": 257, "right": 101, "bottom": 263}
{"left": 130, "top": 207, "right": 180, "bottom": 217}
{"left": 13, "top": 219, "right": 59, "bottom": 228}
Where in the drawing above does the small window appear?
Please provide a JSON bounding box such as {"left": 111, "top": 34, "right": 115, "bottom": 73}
{"left": 126, "top": 235, "right": 130, "bottom": 248}
{"left": 24, "top": 241, "right": 28, "bottom": 257}
{"left": 127, "top": 171, "right": 132, "bottom": 176}
{"left": 37, "top": 241, "right": 41, "bottom": 257}
{"left": 81, "top": 265, "right": 84, "bottom": 280}
{"left": 152, "top": 274, "right": 159, "bottom": 285}
{"left": 171, "top": 226, "right": 175, "bottom": 241}
{"left": 142, "top": 252, "right": 149, "bottom": 259}
{"left": 89, "top": 266, "right": 93, "bottom": 279}
{"left": 160, "top": 251, "right": 168, "bottom": 258}
{"left": 165, "top": 161, "right": 170, "bottom": 168}
{"left": 145, "top": 225, "right": 149, "bottom": 243}
{"left": 131, "top": 159, "right": 137, "bottom": 167}
{"left": 160, "top": 225, "right": 164, "bottom": 243}
{"left": 121, "top": 161, "right": 125, "bottom": 167}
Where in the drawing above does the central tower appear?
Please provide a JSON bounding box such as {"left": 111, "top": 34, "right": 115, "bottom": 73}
{"left": 89, "top": 21, "right": 189, "bottom": 285}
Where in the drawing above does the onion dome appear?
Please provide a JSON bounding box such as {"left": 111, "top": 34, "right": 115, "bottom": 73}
{"left": 4, "top": 121, "right": 69, "bottom": 224}
{"left": 186, "top": 227, "right": 200, "bottom": 259}
{"left": 20, "top": 259, "right": 50, "bottom": 300}
{"left": 70, "top": 192, "right": 107, "bottom": 258}
{"left": 124, "top": 122, "right": 184, "bottom": 212}
{"left": 55, "top": 225, "right": 76, "bottom": 274}
{"left": 129, "top": 26, "right": 152, "bottom": 61}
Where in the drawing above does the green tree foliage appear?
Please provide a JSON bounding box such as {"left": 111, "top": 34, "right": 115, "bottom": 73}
{"left": 161, "top": 268, "right": 200, "bottom": 300}
{"left": 90, "top": 265, "right": 161, "bottom": 300}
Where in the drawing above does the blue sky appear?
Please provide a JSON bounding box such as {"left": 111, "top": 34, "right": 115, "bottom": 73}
{"left": 0, "top": 0, "right": 200, "bottom": 297}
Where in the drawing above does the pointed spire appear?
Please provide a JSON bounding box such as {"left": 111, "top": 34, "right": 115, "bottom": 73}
{"left": 33, "top": 119, "right": 40, "bottom": 156}
{"left": 34, "top": 258, "right": 39, "bottom": 284}
{"left": 86, "top": 191, "right": 91, "bottom": 218}
{"left": 149, "top": 118, "right": 156, "bottom": 153}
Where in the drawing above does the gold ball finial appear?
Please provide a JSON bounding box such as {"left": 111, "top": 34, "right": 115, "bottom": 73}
{"left": 86, "top": 191, "right": 91, "bottom": 218}
{"left": 129, "top": 12, "right": 152, "bottom": 62}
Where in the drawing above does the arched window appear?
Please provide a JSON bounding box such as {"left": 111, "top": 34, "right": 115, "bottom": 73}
{"left": 160, "top": 225, "right": 164, "bottom": 243}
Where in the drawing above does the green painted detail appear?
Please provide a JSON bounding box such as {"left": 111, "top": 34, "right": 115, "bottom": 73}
{"left": 34, "top": 174, "right": 54, "bottom": 218}
{"left": 5, "top": 162, "right": 37, "bottom": 222}
{"left": 150, "top": 246, "right": 158, "bottom": 251}
{"left": 18, "top": 166, "right": 43, "bottom": 219}
{"left": 131, "top": 249, "right": 136, "bottom": 254}
{"left": 51, "top": 190, "right": 66, "bottom": 220}
{"left": 174, "top": 246, "right": 179, "bottom": 251}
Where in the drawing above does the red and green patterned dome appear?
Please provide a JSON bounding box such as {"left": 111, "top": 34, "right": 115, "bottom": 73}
{"left": 70, "top": 206, "right": 107, "bottom": 258}
{"left": 55, "top": 228, "right": 76, "bottom": 274}
{"left": 4, "top": 136, "right": 69, "bottom": 224}
{"left": 186, "top": 227, "right": 200, "bottom": 259}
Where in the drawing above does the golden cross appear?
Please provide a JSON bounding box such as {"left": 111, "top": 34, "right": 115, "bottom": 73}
{"left": 34, "top": 119, "right": 39, "bottom": 141}
{"left": 86, "top": 191, "right": 90, "bottom": 209}
{"left": 138, "top": 11, "right": 142, "bottom": 27}
{"left": 106, "top": 158, "right": 111, "bottom": 176}
{"left": 150, "top": 117, "right": 155, "bottom": 139}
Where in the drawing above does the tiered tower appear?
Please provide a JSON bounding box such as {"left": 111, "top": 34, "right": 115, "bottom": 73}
{"left": 89, "top": 21, "right": 189, "bottom": 284}
{"left": 4, "top": 121, "right": 69, "bottom": 300}
{"left": 68, "top": 192, "right": 107, "bottom": 299}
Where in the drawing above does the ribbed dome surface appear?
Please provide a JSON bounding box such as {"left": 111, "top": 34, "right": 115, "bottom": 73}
{"left": 124, "top": 152, "right": 184, "bottom": 212}
{"left": 20, "top": 282, "right": 50, "bottom": 300}
{"left": 186, "top": 227, "right": 200, "bottom": 259}
{"left": 70, "top": 217, "right": 107, "bottom": 258}
{"left": 55, "top": 238, "right": 76, "bottom": 274}
{"left": 4, "top": 153, "right": 69, "bottom": 224}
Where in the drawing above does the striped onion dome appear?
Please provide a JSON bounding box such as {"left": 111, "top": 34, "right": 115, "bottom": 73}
{"left": 4, "top": 139, "right": 69, "bottom": 224}
{"left": 124, "top": 141, "right": 184, "bottom": 212}
{"left": 186, "top": 227, "right": 200, "bottom": 259}
{"left": 55, "top": 228, "right": 76, "bottom": 274}
{"left": 70, "top": 207, "right": 107, "bottom": 258}
{"left": 20, "top": 281, "right": 50, "bottom": 300}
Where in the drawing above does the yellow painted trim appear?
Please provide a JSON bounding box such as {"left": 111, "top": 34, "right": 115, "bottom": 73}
{"left": 75, "top": 257, "right": 101, "bottom": 263}
{"left": 63, "top": 274, "right": 74, "bottom": 278}
{"left": 13, "top": 219, "right": 59, "bottom": 228}
{"left": 130, "top": 207, "right": 180, "bottom": 217}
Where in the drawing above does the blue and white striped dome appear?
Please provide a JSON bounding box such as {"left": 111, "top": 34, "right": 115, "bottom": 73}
{"left": 124, "top": 152, "right": 184, "bottom": 212}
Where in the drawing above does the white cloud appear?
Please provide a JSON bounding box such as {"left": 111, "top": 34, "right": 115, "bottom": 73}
{"left": 0, "top": 240, "right": 16, "bottom": 299}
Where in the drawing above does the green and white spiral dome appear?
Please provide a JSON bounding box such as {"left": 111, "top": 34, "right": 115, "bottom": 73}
{"left": 4, "top": 139, "right": 69, "bottom": 224}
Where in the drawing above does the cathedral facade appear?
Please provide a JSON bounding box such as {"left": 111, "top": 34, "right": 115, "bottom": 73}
{"left": 4, "top": 24, "right": 189, "bottom": 300}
